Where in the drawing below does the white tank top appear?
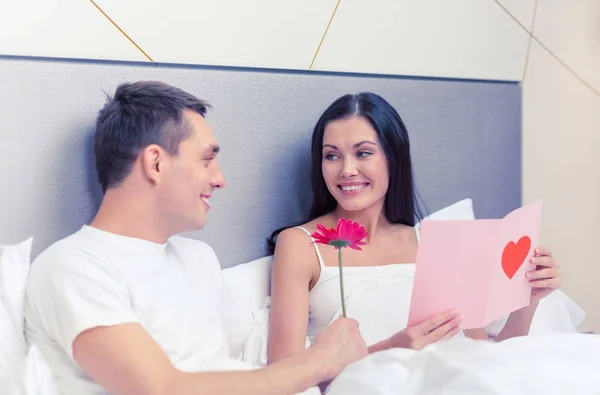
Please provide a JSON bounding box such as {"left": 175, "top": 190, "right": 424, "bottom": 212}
{"left": 295, "top": 226, "right": 421, "bottom": 346}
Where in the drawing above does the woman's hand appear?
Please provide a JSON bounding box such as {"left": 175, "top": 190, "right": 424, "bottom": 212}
{"left": 491, "top": 247, "right": 562, "bottom": 342}
{"left": 528, "top": 246, "right": 562, "bottom": 304}
{"left": 385, "top": 310, "right": 462, "bottom": 351}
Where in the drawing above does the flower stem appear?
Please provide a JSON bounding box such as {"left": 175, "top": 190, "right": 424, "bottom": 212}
{"left": 338, "top": 247, "right": 347, "bottom": 318}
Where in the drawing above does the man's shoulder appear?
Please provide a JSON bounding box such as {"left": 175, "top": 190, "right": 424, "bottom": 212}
{"left": 32, "top": 231, "right": 80, "bottom": 263}
{"left": 25, "top": 229, "right": 125, "bottom": 321}
{"left": 29, "top": 229, "right": 113, "bottom": 279}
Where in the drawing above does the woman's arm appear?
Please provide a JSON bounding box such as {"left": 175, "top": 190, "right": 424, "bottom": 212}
{"left": 463, "top": 328, "right": 492, "bottom": 340}
{"left": 461, "top": 308, "right": 538, "bottom": 343}
{"left": 369, "top": 310, "right": 462, "bottom": 352}
{"left": 494, "top": 302, "right": 538, "bottom": 341}
{"left": 268, "top": 228, "right": 318, "bottom": 363}
{"left": 465, "top": 246, "right": 560, "bottom": 343}
{"left": 462, "top": 303, "right": 539, "bottom": 342}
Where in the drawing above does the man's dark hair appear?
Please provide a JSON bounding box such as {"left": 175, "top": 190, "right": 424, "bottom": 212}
{"left": 94, "top": 81, "right": 210, "bottom": 192}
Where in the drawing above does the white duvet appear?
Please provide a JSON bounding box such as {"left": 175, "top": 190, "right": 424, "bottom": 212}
{"left": 326, "top": 333, "right": 600, "bottom": 395}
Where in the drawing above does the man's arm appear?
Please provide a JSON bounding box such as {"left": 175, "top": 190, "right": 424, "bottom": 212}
{"left": 74, "top": 318, "right": 366, "bottom": 395}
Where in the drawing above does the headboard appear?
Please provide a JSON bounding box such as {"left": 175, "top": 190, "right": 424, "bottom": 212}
{"left": 0, "top": 56, "right": 521, "bottom": 268}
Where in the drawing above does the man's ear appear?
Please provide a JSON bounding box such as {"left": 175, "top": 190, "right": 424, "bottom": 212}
{"left": 141, "top": 144, "right": 166, "bottom": 185}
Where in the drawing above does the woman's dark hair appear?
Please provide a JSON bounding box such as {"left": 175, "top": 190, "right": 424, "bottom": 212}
{"left": 267, "top": 92, "right": 424, "bottom": 253}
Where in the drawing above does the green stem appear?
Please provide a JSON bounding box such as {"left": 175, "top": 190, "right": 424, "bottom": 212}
{"left": 338, "top": 247, "right": 347, "bottom": 318}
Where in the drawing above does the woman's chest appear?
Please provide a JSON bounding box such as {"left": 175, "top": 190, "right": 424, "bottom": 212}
{"left": 318, "top": 240, "right": 417, "bottom": 267}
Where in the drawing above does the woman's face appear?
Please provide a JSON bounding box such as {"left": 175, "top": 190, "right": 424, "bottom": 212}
{"left": 321, "top": 116, "right": 389, "bottom": 212}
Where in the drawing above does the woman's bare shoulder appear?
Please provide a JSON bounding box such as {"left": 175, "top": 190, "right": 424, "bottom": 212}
{"left": 272, "top": 223, "right": 322, "bottom": 282}
{"left": 296, "top": 214, "right": 336, "bottom": 234}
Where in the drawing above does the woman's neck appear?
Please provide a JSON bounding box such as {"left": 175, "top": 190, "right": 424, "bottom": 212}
{"left": 333, "top": 201, "right": 390, "bottom": 240}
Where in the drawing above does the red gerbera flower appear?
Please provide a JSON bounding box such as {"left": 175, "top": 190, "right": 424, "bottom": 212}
{"left": 311, "top": 218, "right": 369, "bottom": 251}
{"left": 310, "top": 218, "right": 368, "bottom": 318}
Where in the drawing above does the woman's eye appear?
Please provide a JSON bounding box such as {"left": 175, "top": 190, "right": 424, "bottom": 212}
{"left": 324, "top": 153, "right": 338, "bottom": 161}
{"left": 357, "top": 151, "right": 371, "bottom": 158}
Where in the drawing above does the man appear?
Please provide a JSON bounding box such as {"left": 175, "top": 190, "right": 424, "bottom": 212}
{"left": 24, "top": 81, "right": 368, "bottom": 395}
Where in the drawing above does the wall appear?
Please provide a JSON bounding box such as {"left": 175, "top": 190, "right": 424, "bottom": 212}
{"left": 1, "top": 0, "right": 598, "bottom": 331}
{"left": 520, "top": 0, "right": 600, "bottom": 333}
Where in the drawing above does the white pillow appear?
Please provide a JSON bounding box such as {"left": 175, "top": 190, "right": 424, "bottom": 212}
{"left": 222, "top": 256, "right": 311, "bottom": 366}
{"left": 239, "top": 297, "right": 311, "bottom": 367}
{"left": 485, "top": 290, "right": 586, "bottom": 337}
{"left": 222, "top": 255, "right": 273, "bottom": 359}
{"left": 0, "top": 238, "right": 59, "bottom": 395}
{"left": 24, "top": 344, "right": 59, "bottom": 395}
{"left": 0, "top": 237, "right": 33, "bottom": 395}
{"left": 417, "top": 198, "right": 475, "bottom": 224}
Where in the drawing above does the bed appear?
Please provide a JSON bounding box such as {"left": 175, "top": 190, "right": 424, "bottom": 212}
{"left": 0, "top": 55, "right": 597, "bottom": 395}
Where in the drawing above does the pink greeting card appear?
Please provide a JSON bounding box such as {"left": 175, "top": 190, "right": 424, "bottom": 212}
{"left": 407, "top": 201, "right": 542, "bottom": 330}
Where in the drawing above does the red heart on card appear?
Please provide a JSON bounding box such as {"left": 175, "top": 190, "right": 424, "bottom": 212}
{"left": 502, "top": 236, "right": 531, "bottom": 279}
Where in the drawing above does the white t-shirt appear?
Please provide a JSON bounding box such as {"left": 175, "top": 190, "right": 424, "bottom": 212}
{"left": 24, "top": 225, "right": 245, "bottom": 395}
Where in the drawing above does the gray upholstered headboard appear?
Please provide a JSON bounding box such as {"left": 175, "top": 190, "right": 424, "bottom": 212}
{"left": 0, "top": 56, "right": 521, "bottom": 268}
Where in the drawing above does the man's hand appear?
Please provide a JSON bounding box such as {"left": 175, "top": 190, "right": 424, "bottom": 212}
{"left": 311, "top": 317, "right": 369, "bottom": 379}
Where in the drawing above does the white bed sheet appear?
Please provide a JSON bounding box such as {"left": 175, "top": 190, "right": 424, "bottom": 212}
{"left": 326, "top": 333, "right": 600, "bottom": 395}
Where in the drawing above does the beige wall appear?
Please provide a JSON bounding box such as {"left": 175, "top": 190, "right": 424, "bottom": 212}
{"left": 0, "top": 0, "right": 531, "bottom": 80}
{"left": 1, "top": 0, "right": 598, "bottom": 330}
{"left": 522, "top": 0, "right": 600, "bottom": 332}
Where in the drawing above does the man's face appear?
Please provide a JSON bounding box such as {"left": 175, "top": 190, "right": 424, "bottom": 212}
{"left": 156, "top": 110, "right": 225, "bottom": 234}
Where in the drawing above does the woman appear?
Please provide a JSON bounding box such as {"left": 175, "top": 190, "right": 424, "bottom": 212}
{"left": 267, "top": 92, "right": 561, "bottom": 364}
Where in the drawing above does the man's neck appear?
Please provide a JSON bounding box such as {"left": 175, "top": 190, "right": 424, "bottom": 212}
{"left": 90, "top": 187, "right": 172, "bottom": 244}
